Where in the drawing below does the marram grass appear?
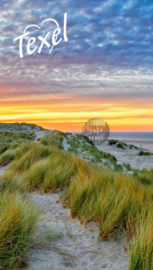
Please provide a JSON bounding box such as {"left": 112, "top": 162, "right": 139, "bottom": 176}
{"left": 1, "top": 131, "right": 153, "bottom": 269}
{"left": 0, "top": 190, "right": 39, "bottom": 269}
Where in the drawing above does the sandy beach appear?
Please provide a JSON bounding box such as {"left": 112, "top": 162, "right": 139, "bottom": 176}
{"left": 96, "top": 140, "right": 153, "bottom": 171}
{"left": 119, "top": 140, "right": 153, "bottom": 152}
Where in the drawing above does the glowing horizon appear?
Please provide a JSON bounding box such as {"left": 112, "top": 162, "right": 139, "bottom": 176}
{"left": 1, "top": 94, "right": 153, "bottom": 132}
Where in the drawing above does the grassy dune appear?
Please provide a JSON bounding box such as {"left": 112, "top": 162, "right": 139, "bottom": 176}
{"left": 0, "top": 132, "right": 40, "bottom": 269}
{"left": 1, "top": 130, "right": 153, "bottom": 269}
{"left": 0, "top": 123, "right": 44, "bottom": 133}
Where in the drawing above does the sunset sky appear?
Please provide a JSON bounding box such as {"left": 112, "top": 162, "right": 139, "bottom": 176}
{"left": 0, "top": 0, "right": 153, "bottom": 132}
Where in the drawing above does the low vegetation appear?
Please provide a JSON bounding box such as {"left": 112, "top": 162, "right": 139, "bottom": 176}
{"left": 64, "top": 133, "right": 117, "bottom": 163}
{"left": 0, "top": 128, "right": 153, "bottom": 270}
{"left": 136, "top": 169, "right": 153, "bottom": 185}
{"left": 138, "top": 151, "right": 153, "bottom": 156}
{"left": 38, "top": 132, "right": 63, "bottom": 149}
{"left": 123, "top": 163, "right": 132, "bottom": 171}
{"left": 0, "top": 122, "right": 44, "bottom": 132}
{"left": 108, "top": 139, "right": 138, "bottom": 150}
{"left": 0, "top": 131, "right": 35, "bottom": 165}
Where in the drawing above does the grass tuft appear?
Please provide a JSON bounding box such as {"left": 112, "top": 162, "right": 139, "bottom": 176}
{"left": 0, "top": 190, "right": 39, "bottom": 269}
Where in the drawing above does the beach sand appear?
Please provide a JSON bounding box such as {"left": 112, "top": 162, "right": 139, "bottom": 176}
{"left": 97, "top": 140, "right": 153, "bottom": 171}
{"left": 120, "top": 140, "right": 153, "bottom": 152}
{"left": 26, "top": 192, "right": 129, "bottom": 270}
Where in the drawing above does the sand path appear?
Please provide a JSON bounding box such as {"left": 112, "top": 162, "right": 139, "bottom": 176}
{"left": 0, "top": 163, "right": 10, "bottom": 176}
{"left": 62, "top": 136, "right": 70, "bottom": 151}
{"left": 34, "top": 130, "right": 53, "bottom": 141}
{"left": 27, "top": 192, "right": 129, "bottom": 270}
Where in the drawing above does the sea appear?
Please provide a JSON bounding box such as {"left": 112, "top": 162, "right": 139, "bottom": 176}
{"left": 73, "top": 132, "right": 153, "bottom": 141}
{"left": 108, "top": 132, "right": 153, "bottom": 141}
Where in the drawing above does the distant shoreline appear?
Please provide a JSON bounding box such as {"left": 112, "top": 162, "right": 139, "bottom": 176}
{"left": 72, "top": 132, "right": 153, "bottom": 140}
{"left": 110, "top": 139, "right": 153, "bottom": 152}
{"left": 111, "top": 139, "right": 153, "bottom": 143}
